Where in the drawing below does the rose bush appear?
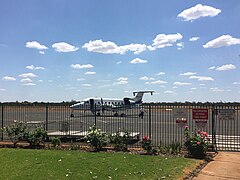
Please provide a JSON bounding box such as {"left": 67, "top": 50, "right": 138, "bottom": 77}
{"left": 184, "top": 126, "right": 209, "bottom": 159}
{"left": 85, "top": 125, "right": 109, "bottom": 151}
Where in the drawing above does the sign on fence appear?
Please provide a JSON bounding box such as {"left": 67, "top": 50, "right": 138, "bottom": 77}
{"left": 173, "top": 108, "right": 188, "bottom": 118}
{"left": 192, "top": 108, "right": 208, "bottom": 127}
{"left": 173, "top": 108, "right": 188, "bottom": 128}
{"left": 218, "top": 109, "right": 235, "bottom": 121}
{"left": 192, "top": 108, "right": 208, "bottom": 120}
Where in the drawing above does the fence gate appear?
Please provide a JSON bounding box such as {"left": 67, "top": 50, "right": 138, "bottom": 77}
{"left": 213, "top": 105, "right": 240, "bottom": 151}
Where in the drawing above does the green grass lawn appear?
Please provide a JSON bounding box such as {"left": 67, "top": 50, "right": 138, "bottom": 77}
{"left": 0, "top": 148, "right": 199, "bottom": 180}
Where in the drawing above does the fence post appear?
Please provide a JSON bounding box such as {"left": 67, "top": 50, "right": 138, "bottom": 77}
{"left": 149, "top": 105, "right": 152, "bottom": 139}
{"left": 1, "top": 104, "right": 3, "bottom": 140}
{"left": 45, "top": 104, "right": 48, "bottom": 131}
{"left": 94, "top": 104, "right": 97, "bottom": 126}
{"left": 212, "top": 104, "right": 216, "bottom": 152}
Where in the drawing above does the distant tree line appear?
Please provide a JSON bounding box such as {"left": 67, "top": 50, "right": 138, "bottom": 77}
{"left": 0, "top": 100, "right": 240, "bottom": 106}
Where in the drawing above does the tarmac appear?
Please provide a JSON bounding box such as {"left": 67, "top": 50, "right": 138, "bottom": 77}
{"left": 193, "top": 152, "right": 240, "bottom": 180}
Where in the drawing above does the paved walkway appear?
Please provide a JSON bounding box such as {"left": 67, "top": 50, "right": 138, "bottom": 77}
{"left": 193, "top": 152, "right": 240, "bottom": 180}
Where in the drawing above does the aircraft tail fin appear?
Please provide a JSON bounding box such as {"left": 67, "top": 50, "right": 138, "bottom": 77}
{"left": 132, "top": 91, "right": 154, "bottom": 104}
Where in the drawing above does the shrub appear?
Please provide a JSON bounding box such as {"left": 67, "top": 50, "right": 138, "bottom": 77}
{"left": 2, "top": 122, "right": 28, "bottom": 147}
{"left": 184, "top": 126, "right": 209, "bottom": 159}
{"left": 51, "top": 137, "right": 61, "bottom": 148}
{"left": 26, "top": 127, "right": 47, "bottom": 148}
{"left": 141, "top": 136, "right": 157, "bottom": 155}
{"left": 170, "top": 141, "right": 182, "bottom": 155}
{"left": 111, "top": 130, "right": 130, "bottom": 151}
{"left": 85, "top": 125, "right": 109, "bottom": 151}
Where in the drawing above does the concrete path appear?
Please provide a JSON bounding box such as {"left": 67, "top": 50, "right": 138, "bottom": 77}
{"left": 193, "top": 152, "right": 240, "bottom": 180}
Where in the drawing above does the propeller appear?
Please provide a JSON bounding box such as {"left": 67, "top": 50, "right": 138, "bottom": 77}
{"left": 101, "top": 98, "right": 105, "bottom": 113}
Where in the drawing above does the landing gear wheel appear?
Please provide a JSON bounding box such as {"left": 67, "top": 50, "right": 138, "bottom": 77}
{"left": 70, "top": 114, "right": 74, "bottom": 117}
{"left": 114, "top": 113, "right": 119, "bottom": 117}
{"left": 97, "top": 112, "right": 101, "bottom": 116}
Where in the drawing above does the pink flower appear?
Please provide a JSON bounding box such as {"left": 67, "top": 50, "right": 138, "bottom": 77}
{"left": 185, "top": 126, "right": 189, "bottom": 129}
{"left": 198, "top": 130, "right": 201, "bottom": 134}
{"left": 200, "top": 131, "right": 208, "bottom": 137}
{"left": 197, "top": 142, "right": 200, "bottom": 145}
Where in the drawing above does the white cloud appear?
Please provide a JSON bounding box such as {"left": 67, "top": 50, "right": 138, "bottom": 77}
{"left": 38, "top": 80, "right": 43, "bottom": 83}
{"left": 130, "top": 58, "right": 147, "bottom": 64}
{"left": 70, "top": 64, "right": 94, "bottom": 69}
{"left": 177, "top": 4, "right": 221, "bottom": 21}
{"left": 210, "top": 87, "right": 224, "bottom": 92}
{"left": 191, "top": 87, "right": 197, "bottom": 90}
{"left": 233, "top": 82, "right": 240, "bottom": 85}
{"left": 189, "top": 37, "right": 200, "bottom": 42}
{"left": 216, "top": 64, "right": 236, "bottom": 71}
{"left": 20, "top": 78, "right": 33, "bottom": 83}
{"left": 145, "top": 80, "right": 167, "bottom": 85}
{"left": 85, "top": 71, "right": 96, "bottom": 75}
{"left": 118, "top": 77, "right": 128, "bottom": 81}
{"left": 208, "top": 66, "right": 216, "bottom": 70}
{"left": 0, "top": 88, "right": 6, "bottom": 91}
{"left": 147, "top": 45, "right": 156, "bottom": 51}
{"left": 156, "top": 72, "right": 165, "bottom": 76}
{"left": 116, "top": 61, "right": 122, "bottom": 65}
{"left": 83, "top": 40, "right": 124, "bottom": 54}
{"left": 189, "top": 76, "right": 214, "bottom": 81}
{"left": 82, "top": 39, "right": 147, "bottom": 55}
{"left": 52, "top": 42, "right": 78, "bottom": 52}
{"left": 2, "top": 76, "right": 16, "bottom": 81}
{"left": 180, "top": 72, "right": 196, "bottom": 76}
{"left": 121, "top": 44, "right": 147, "bottom": 54}
{"left": 173, "top": 82, "right": 192, "bottom": 86}
{"left": 203, "top": 35, "right": 240, "bottom": 48}
{"left": 22, "top": 83, "right": 36, "bottom": 86}
{"left": 115, "top": 77, "right": 128, "bottom": 85}
{"left": 81, "top": 84, "right": 92, "bottom": 87}
{"left": 26, "top": 65, "right": 45, "bottom": 70}
{"left": 139, "top": 76, "right": 155, "bottom": 81}
{"left": 19, "top": 73, "right": 37, "bottom": 78}
{"left": 26, "top": 41, "right": 48, "bottom": 50}
{"left": 39, "top": 51, "right": 45, "bottom": 54}
{"left": 164, "top": 90, "right": 175, "bottom": 94}
{"left": 176, "top": 42, "right": 184, "bottom": 50}
{"left": 151, "top": 33, "right": 183, "bottom": 49}
{"left": 116, "top": 81, "right": 128, "bottom": 85}
{"left": 77, "top": 78, "right": 86, "bottom": 81}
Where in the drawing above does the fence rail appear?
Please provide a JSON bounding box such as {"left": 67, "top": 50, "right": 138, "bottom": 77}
{"left": 0, "top": 103, "right": 240, "bottom": 151}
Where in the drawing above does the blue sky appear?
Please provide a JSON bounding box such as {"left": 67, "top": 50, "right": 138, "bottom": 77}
{"left": 1, "top": 0, "right": 240, "bottom": 102}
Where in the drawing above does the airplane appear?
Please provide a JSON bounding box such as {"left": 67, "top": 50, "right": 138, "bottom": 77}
{"left": 70, "top": 90, "right": 154, "bottom": 117}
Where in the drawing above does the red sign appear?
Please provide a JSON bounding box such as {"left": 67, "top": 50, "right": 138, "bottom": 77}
{"left": 192, "top": 109, "right": 208, "bottom": 120}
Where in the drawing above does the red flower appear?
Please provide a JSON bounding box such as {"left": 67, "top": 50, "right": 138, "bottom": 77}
{"left": 143, "top": 136, "right": 149, "bottom": 141}
{"left": 197, "top": 142, "right": 200, "bottom": 145}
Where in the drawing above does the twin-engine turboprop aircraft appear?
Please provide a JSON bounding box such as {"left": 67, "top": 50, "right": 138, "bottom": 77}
{"left": 70, "top": 91, "right": 154, "bottom": 117}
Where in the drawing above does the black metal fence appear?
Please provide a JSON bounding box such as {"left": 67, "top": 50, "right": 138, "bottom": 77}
{"left": 0, "top": 103, "right": 240, "bottom": 151}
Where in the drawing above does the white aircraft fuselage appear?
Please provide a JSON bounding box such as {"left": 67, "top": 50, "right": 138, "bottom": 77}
{"left": 70, "top": 91, "right": 154, "bottom": 117}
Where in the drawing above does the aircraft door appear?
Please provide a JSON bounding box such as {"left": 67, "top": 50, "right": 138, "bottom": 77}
{"left": 90, "top": 99, "right": 94, "bottom": 111}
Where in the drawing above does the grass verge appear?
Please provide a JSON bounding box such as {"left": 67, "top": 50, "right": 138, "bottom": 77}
{"left": 0, "top": 148, "right": 200, "bottom": 179}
